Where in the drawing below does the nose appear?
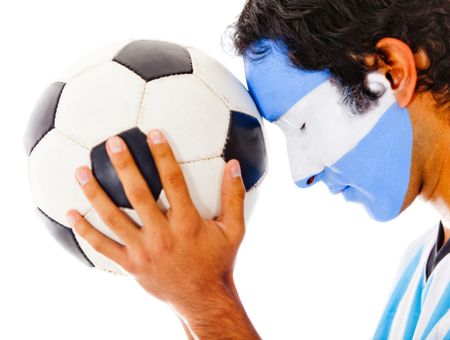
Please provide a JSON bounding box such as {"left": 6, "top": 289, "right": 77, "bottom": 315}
{"left": 295, "top": 172, "right": 323, "bottom": 188}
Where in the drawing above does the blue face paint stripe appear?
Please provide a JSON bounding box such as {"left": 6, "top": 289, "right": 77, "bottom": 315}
{"left": 244, "top": 39, "right": 329, "bottom": 122}
{"left": 373, "top": 247, "right": 423, "bottom": 339}
{"left": 403, "top": 276, "right": 424, "bottom": 339}
{"left": 421, "top": 282, "right": 450, "bottom": 340}
{"left": 316, "top": 103, "right": 412, "bottom": 222}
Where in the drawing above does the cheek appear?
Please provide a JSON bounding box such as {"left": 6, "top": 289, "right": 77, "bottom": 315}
{"left": 331, "top": 104, "right": 413, "bottom": 221}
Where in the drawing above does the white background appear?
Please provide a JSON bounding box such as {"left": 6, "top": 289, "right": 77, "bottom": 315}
{"left": 0, "top": 0, "right": 439, "bottom": 339}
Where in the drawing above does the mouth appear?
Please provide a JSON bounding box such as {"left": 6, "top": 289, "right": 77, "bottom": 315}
{"left": 329, "top": 185, "right": 349, "bottom": 195}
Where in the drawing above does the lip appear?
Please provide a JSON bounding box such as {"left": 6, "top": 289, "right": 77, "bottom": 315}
{"left": 329, "top": 185, "right": 349, "bottom": 195}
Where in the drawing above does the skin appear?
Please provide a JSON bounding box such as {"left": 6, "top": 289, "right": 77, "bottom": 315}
{"left": 66, "top": 38, "right": 449, "bottom": 338}
{"left": 376, "top": 38, "right": 450, "bottom": 243}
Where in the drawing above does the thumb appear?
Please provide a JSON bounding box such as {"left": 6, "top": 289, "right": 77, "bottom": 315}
{"left": 219, "top": 159, "right": 246, "bottom": 244}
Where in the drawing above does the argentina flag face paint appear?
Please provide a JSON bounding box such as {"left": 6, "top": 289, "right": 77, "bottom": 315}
{"left": 245, "top": 40, "right": 413, "bottom": 222}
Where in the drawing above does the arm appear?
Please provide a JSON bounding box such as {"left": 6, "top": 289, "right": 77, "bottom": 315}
{"left": 66, "top": 130, "right": 260, "bottom": 339}
{"left": 178, "top": 316, "right": 195, "bottom": 340}
{"left": 175, "top": 277, "right": 260, "bottom": 339}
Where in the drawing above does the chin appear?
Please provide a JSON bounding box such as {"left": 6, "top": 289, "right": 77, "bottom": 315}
{"left": 364, "top": 201, "right": 401, "bottom": 222}
{"left": 344, "top": 188, "right": 400, "bottom": 222}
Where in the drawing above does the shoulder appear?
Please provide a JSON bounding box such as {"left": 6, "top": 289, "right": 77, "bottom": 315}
{"left": 414, "top": 258, "right": 450, "bottom": 340}
{"left": 389, "top": 226, "right": 438, "bottom": 285}
{"left": 411, "top": 226, "right": 450, "bottom": 340}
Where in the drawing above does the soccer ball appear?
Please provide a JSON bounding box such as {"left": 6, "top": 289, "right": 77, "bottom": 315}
{"left": 24, "top": 40, "right": 267, "bottom": 275}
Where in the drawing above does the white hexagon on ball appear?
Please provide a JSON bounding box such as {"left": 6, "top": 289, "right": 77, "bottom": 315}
{"left": 138, "top": 74, "right": 230, "bottom": 162}
{"left": 55, "top": 61, "right": 145, "bottom": 149}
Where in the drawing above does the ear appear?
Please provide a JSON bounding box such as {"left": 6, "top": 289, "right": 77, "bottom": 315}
{"left": 375, "top": 38, "right": 417, "bottom": 108}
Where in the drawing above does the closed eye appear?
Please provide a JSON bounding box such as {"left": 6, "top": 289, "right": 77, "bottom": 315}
{"left": 300, "top": 123, "right": 306, "bottom": 131}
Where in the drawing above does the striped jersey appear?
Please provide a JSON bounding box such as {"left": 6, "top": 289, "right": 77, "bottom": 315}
{"left": 374, "top": 223, "right": 450, "bottom": 339}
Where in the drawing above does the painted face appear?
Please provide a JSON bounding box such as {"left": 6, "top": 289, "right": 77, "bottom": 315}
{"left": 245, "top": 40, "right": 413, "bottom": 222}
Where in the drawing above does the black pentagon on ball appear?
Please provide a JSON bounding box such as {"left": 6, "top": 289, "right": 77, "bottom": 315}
{"left": 91, "top": 128, "right": 163, "bottom": 209}
{"left": 24, "top": 82, "right": 65, "bottom": 155}
{"left": 223, "top": 111, "right": 267, "bottom": 191}
{"left": 37, "top": 208, "right": 94, "bottom": 267}
{"left": 113, "top": 40, "right": 193, "bottom": 82}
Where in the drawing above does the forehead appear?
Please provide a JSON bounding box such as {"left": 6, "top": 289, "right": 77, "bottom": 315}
{"left": 244, "top": 39, "right": 330, "bottom": 122}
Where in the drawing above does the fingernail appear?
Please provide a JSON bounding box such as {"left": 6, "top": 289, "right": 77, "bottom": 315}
{"left": 107, "top": 136, "right": 125, "bottom": 154}
{"left": 76, "top": 167, "right": 91, "bottom": 186}
{"left": 230, "top": 161, "right": 241, "bottom": 178}
{"left": 66, "top": 212, "right": 78, "bottom": 227}
{"left": 148, "top": 130, "right": 164, "bottom": 145}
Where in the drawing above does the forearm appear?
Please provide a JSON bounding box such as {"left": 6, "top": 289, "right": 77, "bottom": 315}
{"left": 178, "top": 316, "right": 195, "bottom": 340}
{"left": 175, "top": 281, "right": 260, "bottom": 339}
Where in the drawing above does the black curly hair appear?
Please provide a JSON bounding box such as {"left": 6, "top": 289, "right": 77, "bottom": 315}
{"left": 231, "top": 0, "right": 450, "bottom": 114}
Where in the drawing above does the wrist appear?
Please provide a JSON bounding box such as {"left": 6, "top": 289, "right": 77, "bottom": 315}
{"left": 172, "top": 276, "right": 240, "bottom": 318}
{"left": 171, "top": 277, "right": 260, "bottom": 339}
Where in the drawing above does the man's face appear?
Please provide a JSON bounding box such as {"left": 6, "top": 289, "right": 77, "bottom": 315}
{"left": 245, "top": 40, "right": 413, "bottom": 222}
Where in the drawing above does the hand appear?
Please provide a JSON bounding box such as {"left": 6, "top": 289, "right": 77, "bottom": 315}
{"left": 66, "top": 129, "right": 248, "bottom": 317}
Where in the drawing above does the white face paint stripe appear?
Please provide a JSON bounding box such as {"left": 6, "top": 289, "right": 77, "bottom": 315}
{"left": 274, "top": 73, "right": 397, "bottom": 182}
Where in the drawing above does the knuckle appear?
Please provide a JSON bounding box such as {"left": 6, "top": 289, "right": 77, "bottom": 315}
{"left": 83, "top": 183, "right": 98, "bottom": 200}
{"left": 84, "top": 231, "right": 103, "bottom": 252}
{"left": 129, "top": 186, "right": 149, "bottom": 203}
{"left": 75, "top": 221, "right": 88, "bottom": 236}
{"left": 177, "top": 214, "right": 201, "bottom": 236}
{"left": 165, "top": 169, "right": 183, "bottom": 186}
{"left": 177, "top": 196, "right": 194, "bottom": 210}
{"left": 153, "top": 236, "right": 173, "bottom": 256}
{"left": 140, "top": 252, "right": 154, "bottom": 267}
{"left": 124, "top": 260, "right": 138, "bottom": 274}
{"left": 235, "top": 225, "right": 246, "bottom": 242}
{"left": 182, "top": 222, "right": 200, "bottom": 237}
{"left": 153, "top": 143, "right": 168, "bottom": 158}
{"left": 90, "top": 237, "right": 104, "bottom": 252}
{"left": 128, "top": 248, "right": 152, "bottom": 274}
{"left": 222, "top": 190, "right": 245, "bottom": 207}
{"left": 235, "top": 186, "right": 246, "bottom": 201}
{"left": 113, "top": 156, "right": 130, "bottom": 171}
{"left": 225, "top": 223, "right": 245, "bottom": 247}
{"left": 105, "top": 210, "right": 121, "bottom": 227}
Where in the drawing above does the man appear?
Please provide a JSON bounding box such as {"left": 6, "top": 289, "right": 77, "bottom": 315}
{"left": 66, "top": 0, "right": 450, "bottom": 338}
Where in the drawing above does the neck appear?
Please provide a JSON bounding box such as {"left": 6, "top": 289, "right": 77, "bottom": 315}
{"left": 412, "top": 93, "right": 450, "bottom": 243}
{"left": 426, "top": 137, "right": 450, "bottom": 244}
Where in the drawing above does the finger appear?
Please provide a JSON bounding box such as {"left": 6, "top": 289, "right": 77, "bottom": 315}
{"left": 219, "top": 160, "right": 246, "bottom": 245}
{"left": 75, "top": 166, "right": 139, "bottom": 246}
{"left": 147, "top": 130, "right": 197, "bottom": 215}
{"left": 66, "top": 210, "right": 127, "bottom": 265}
{"left": 106, "top": 136, "right": 165, "bottom": 226}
